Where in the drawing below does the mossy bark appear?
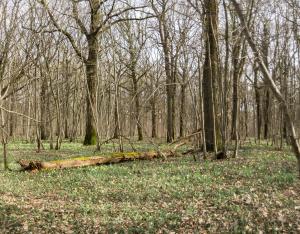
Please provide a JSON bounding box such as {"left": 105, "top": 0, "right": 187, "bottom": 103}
{"left": 18, "top": 151, "right": 177, "bottom": 171}
{"left": 83, "top": 128, "right": 97, "bottom": 145}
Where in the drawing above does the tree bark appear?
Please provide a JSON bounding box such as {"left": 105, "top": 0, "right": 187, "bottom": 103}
{"left": 131, "top": 67, "right": 143, "bottom": 141}
{"left": 262, "top": 23, "right": 271, "bottom": 140}
{"left": 153, "top": 2, "right": 175, "bottom": 143}
{"left": 231, "top": 23, "right": 242, "bottom": 140}
{"left": 179, "top": 82, "right": 186, "bottom": 138}
{"left": 83, "top": 36, "right": 98, "bottom": 145}
{"left": 40, "top": 76, "right": 47, "bottom": 140}
{"left": 202, "top": 0, "right": 218, "bottom": 152}
{"left": 254, "top": 64, "right": 262, "bottom": 141}
{"left": 113, "top": 92, "right": 119, "bottom": 139}
{"left": 18, "top": 150, "right": 177, "bottom": 171}
{"left": 151, "top": 94, "right": 157, "bottom": 138}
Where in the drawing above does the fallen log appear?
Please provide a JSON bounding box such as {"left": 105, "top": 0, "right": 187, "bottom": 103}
{"left": 18, "top": 150, "right": 177, "bottom": 171}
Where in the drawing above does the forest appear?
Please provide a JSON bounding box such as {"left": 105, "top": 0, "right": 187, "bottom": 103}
{"left": 0, "top": 0, "right": 300, "bottom": 232}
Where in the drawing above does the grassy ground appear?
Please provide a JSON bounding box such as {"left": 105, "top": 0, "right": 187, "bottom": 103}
{"left": 0, "top": 140, "right": 299, "bottom": 233}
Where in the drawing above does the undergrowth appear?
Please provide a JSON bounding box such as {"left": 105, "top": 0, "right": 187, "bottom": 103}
{"left": 0, "top": 140, "right": 299, "bottom": 233}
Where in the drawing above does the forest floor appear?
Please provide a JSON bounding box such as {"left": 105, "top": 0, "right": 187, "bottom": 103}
{"left": 0, "top": 140, "right": 299, "bottom": 233}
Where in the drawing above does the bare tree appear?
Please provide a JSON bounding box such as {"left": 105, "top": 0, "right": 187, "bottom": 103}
{"left": 37, "top": 0, "right": 148, "bottom": 145}
{"left": 230, "top": 0, "right": 300, "bottom": 176}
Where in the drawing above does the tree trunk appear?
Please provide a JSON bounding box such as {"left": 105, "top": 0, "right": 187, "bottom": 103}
{"left": 262, "top": 23, "right": 271, "bottom": 140}
{"left": 132, "top": 70, "right": 143, "bottom": 141}
{"left": 202, "top": 0, "right": 218, "bottom": 152}
{"left": 9, "top": 95, "right": 15, "bottom": 137}
{"left": 40, "top": 76, "right": 47, "bottom": 140}
{"left": 263, "top": 90, "right": 270, "bottom": 139}
{"left": 64, "top": 61, "right": 70, "bottom": 139}
{"left": 221, "top": 0, "right": 229, "bottom": 156}
{"left": 179, "top": 83, "right": 186, "bottom": 138}
{"left": 254, "top": 64, "right": 262, "bottom": 141}
{"left": 158, "top": 7, "right": 175, "bottom": 143}
{"left": 113, "top": 93, "right": 119, "bottom": 139}
{"left": 1, "top": 107, "right": 8, "bottom": 170}
{"left": 18, "top": 150, "right": 178, "bottom": 171}
{"left": 83, "top": 37, "right": 98, "bottom": 145}
{"left": 166, "top": 62, "right": 175, "bottom": 142}
{"left": 151, "top": 95, "right": 157, "bottom": 138}
{"left": 231, "top": 24, "right": 242, "bottom": 140}
{"left": 244, "top": 96, "right": 249, "bottom": 138}
{"left": 3, "top": 139, "right": 8, "bottom": 170}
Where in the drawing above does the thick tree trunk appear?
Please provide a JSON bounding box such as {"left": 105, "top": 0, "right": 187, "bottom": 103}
{"left": 202, "top": 0, "right": 218, "bottom": 152}
{"left": 83, "top": 37, "right": 98, "bottom": 145}
{"left": 19, "top": 150, "right": 177, "bottom": 171}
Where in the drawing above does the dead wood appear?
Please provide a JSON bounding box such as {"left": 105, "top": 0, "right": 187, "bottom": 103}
{"left": 18, "top": 150, "right": 178, "bottom": 171}
{"left": 170, "top": 129, "right": 202, "bottom": 145}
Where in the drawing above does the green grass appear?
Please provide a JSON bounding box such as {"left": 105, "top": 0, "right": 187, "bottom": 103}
{"left": 0, "top": 140, "right": 299, "bottom": 233}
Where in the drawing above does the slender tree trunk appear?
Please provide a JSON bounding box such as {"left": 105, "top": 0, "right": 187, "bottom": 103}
{"left": 26, "top": 94, "right": 31, "bottom": 143}
{"left": 3, "top": 139, "right": 7, "bottom": 170}
{"left": 262, "top": 23, "right": 271, "bottom": 140}
{"left": 156, "top": 6, "right": 175, "bottom": 143}
{"left": 254, "top": 64, "right": 262, "bottom": 142}
{"left": 221, "top": 0, "right": 229, "bottom": 156}
{"left": 9, "top": 94, "right": 15, "bottom": 137}
{"left": 1, "top": 107, "right": 8, "bottom": 170}
{"left": 231, "top": 24, "right": 242, "bottom": 140}
{"left": 40, "top": 76, "right": 47, "bottom": 140}
{"left": 179, "top": 83, "right": 186, "bottom": 138}
{"left": 150, "top": 73, "right": 158, "bottom": 138}
{"left": 113, "top": 93, "right": 119, "bottom": 139}
{"left": 47, "top": 90, "right": 54, "bottom": 150}
{"left": 264, "top": 90, "right": 270, "bottom": 139}
{"left": 64, "top": 61, "right": 70, "bottom": 139}
{"left": 198, "top": 58, "right": 207, "bottom": 159}
{"left": 132, "top": 72, "right": 143, "bottom": 141}
{"left": 151, "top": 91, "right": 157, "bottom": 138}
{"left": 166, "top": 64, "right": 175, "bottom": 142}
{"left": 244, "top": 96, "right": 249, "bottom": 138}
{"left": 34, "top": 65, "right": 42, "bottom": 153}
{"left": 106, "top": 84, "right": 111, "bottom": 138}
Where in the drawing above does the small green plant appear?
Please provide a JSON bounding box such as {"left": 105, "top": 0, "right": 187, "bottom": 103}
{"left": 0, "top": 140, "right": 298, "bottom": 233}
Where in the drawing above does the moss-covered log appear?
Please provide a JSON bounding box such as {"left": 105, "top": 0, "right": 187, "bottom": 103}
{"left": 18, "top": 151, "right": 177, "bottom": 171}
